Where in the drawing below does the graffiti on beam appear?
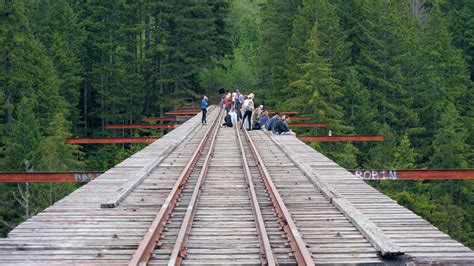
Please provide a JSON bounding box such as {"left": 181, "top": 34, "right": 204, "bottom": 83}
{"left": 354, "top": 170, "right": 398, "bottom": 180}
{"left": 74, "top": 173, "right": 101, "bottom": 182}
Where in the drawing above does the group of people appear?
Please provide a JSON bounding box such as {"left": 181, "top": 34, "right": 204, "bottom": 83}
{"left": 199, "top": 90, "right": 293, "bottom": 135}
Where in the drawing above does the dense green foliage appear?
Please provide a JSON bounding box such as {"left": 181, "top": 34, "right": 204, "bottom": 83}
{"left": 0, "top": 0, "right": 232, "bottom": 237}
{"left": 0, "top": 0, "right": 472, "bottom": 249}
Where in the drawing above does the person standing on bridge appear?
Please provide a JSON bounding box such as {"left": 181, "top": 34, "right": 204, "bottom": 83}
{"left": 234, "top": 90, "right": 244, "bottom": 121}
{"left": 201, "top": 96, "right": 208, "bottom": 125}
{"left": 224, "top": 93, "right": 233, "bottom": 114}
{"left": 242, "top": 93, "right": 255, "bottom": 130}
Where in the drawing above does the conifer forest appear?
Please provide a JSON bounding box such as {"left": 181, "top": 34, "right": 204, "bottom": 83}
{"left": 0, "top": 0, "right": 473, "bottom": 249}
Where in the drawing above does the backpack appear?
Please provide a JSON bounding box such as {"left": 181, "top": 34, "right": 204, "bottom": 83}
{"left": 243, "top": 99, "right": 253, "bottom": 111}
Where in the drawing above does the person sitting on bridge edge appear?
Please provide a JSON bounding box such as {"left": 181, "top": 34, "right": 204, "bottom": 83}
{"left": 259, "top": 110, "right": 270, "bottom": 129}
{"left": 252, "top": 105, "right": 263, "bottom": 130}
{"left": 266, "top": 112, "right": 280, "bottom": 131}
{"left": 242, "top": 93, "right": 255, "bottom": 130}
{"left": 273, "top": 114, "right": 294, "bottom": 135}
{"left": 234, "top": 90, "right": 244, "bottom": 121}
{"left": 201, "top": 96, "right": 208, "bottom": 125}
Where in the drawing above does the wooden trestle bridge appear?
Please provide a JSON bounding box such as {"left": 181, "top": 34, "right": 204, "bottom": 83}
{"left": 0, "top": 107, "right": 473, "bottom": 265}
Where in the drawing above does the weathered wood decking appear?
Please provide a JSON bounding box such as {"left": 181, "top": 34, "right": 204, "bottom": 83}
{"left": 0, "top": 108, "right": 472, "bottom": 265}
{"left": 271, "top": 133, "right": 474, "bottom": 263}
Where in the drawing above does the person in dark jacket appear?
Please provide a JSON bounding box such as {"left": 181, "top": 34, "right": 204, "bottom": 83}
{"left": 266, "top": 112, "right": 280, "bottom": 131}
{"left": 221, "top": 113, "right": 233, "bottom": 127}
{"left": 273, "top": 115, "right": 291, "bottom": 135}
{"left": 234, "top": 90, "right": 244, "bottom": 121}
{"left": 201, "top": 96, "right": 208, "bottom": 125}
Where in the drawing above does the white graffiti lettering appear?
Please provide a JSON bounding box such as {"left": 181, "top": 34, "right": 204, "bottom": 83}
{"left": 353, "top": 170, "right": 399, "bottom": 180}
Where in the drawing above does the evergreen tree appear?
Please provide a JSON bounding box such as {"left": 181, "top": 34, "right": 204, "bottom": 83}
{"left": 258, "top": 0, "right": 301, "bottom": 102}
{"left": 353, "top": 1, "right": 418, "bottom": 131}
{"left": 392, "top": 134, "right": 418, "bottom": 169}
{"left": 343, "top": 68, "right": 379, "bottom": 135}
{"left": 412, "top": 4, "right": 472, "bottom": 162}
{"left": 439, "top": 0, "right": 474, "bottom": 80}
{"left": 430, "top": 103, "right": 468, "bottom": 168}
{"left": 288, "top": 22, "right": 349, "bottom": 134}
{"left": 2, "top": 98, "right": 41, "bottom": 171}
{"left": 26, "top": 0, "right": 85, "bottom": 131}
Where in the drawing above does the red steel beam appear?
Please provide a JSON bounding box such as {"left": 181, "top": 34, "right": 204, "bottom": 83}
{"left": 174, "top": 109, "right": 200, "bottom": 112}
{"left": 268, "top": 111, "right": 299, "bottom": 115}
{"left": 165, "top": 111, "right": 199, "bottom": 115}
{"left": 142, "top": 117, "right": 177, "bottom": 122}
{"left": 289, "top": 116, "right": 311, "bottom": 121}
{"left": 298, "top": 135, "right": 384, "bottom": 142}
{"left": 289, "top": 123, "right": 327, "bottom": 128}
{"left": 65, "top": 137, "right": 159, "bottom": 144}
{"left": 106, "top": 124, "right": 177, "bottom": 129}
{"left": 352, "top": 169, "right": 474, "bottom": 180}
{"left": 0, "top": 172, "right": 102, "bottom": 183}
{"left": 176, "top": 115, "right": 193, "bottom": 119}
{"left": 4, "top": 169, "right": 470, "bottom": 183}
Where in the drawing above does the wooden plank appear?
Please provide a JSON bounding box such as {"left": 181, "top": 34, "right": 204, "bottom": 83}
{"left": 100, "top": 109, "right": 214, "bottom": 208}
{"left": 269, "top": 135, "right": 403, "bottom": 258}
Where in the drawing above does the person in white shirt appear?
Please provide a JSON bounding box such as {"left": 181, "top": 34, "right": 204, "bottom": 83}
{"left": 242, "top": 93, "right": 255, "bottom": 130}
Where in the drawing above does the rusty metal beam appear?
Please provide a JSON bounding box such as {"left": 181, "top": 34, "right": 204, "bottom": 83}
{"left": 352, "top": 169, "right": 474, "bottom": 180}
{"left": 176, "top": 115, "right": 193, "bottom": 119}
{"left": 165, "top": 111, "right": 199, "bottom": 115}
{"left": 0, "top": 172, "right": 102, "bottom": 183}
{"left": 106, "top": 124, "right": 177, "bottom": 129}
{"left": 4, "top": 169, "right": 470, "bottom": 183}
{"left": 298, "top": 135, "right": 384, "bottom": 142}
{"left": 289, "top": 123, "right": 327, "bottom": 128}
{"left": 65, "top": 137, "right": 159, "bottom": 144}
{"left": 289, "top": 116, "right": 311, "bottom": 121}
{"left": 268, "top": 111, "right": 299, "bottom": 115}
{"left": 142, "top": 117, "right": 177, "bottom": 122}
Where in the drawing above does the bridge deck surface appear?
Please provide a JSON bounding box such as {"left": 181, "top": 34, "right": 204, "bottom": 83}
{"left": 0, "top": 108, "right": 472, "bottom": 264}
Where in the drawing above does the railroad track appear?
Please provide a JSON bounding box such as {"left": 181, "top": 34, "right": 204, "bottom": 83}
{"left": 124, "top": 107, "right": 397, "bottom": 265}
{"left": 124, "top": 108, "right": 316, "bottom": 265}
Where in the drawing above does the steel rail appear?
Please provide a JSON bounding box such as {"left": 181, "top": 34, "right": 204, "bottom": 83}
{"left": 167, "top": 112, "right": 222, "bottom": 265}
{"left": 129, "top": 109, "right": 222, "bottom": 266}
{"left": 234, "top": 125, "right": 277, "bottom": 265}
{"left": 241, "top": 128, "right": 315, "bottom": 266}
